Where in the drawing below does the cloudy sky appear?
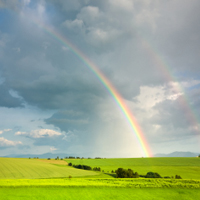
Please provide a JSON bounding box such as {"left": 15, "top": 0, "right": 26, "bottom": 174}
{"left": 0, "top": 0, "right": 200, "bottom": 157}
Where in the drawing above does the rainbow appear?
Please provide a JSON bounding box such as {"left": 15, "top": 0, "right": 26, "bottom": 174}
{"left": 33, "top": 22, "right": 152, "bottom": 157}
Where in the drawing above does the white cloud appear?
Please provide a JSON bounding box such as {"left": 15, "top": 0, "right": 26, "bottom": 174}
{"left": 180, "top": 80, "right": 200, "bottom": 89}
{"left": 15, "top": 131, "right": 26, "bottom": 136}
{"left": 133, "top": 82, "right": 187, "bottom": 112}
{"left": 15, "top": 129, "right": 62, "bottom": 138}
{"left": 62, "top": 19, "right": 84, "bottom": 32}
{"left": 4, "top": 129, "right": 12, "bottom": 132}
{"left": 0, "top": 129, "right": 12, "bottom": 134}
{"left": 0, "top": 137, "right": 22, "bottom": 147}
{"left": 133, "top": 85, "right": 166, "bottom": 110}
{"left": 108, "top": 0, "right": 134, "bottom": 11}
{"left": 50, "top": 147, "right": 57, "bottom": 151}
{"left": 23, "top": 0, "right": 30, "bottom": 6}
{"left": 78, "top": 6, "right": 100, "bottom": 22}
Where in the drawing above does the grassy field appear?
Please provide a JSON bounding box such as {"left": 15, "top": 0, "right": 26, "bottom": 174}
{"left": 65, "top": 157, "right": 200, "bottom": 179}
{"left": 0, "top": 158, "right": 98, "bottom": 179}
{"left": 1, "top": 187, "right": 200, "bottom": 200}
{"left": 0, "top": 178, "right": 200, "bottom": 200}
{"left": 1, "top": 157, "right": 200, "bottom": 179}
{"left": 1, "top": 157, "right": 200, "bottom": 199}
{"left": 0, "top": 178, "right": 200, "bottom": 188}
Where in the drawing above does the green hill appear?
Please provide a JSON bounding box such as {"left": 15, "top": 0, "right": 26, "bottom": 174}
{"left": 65, "top": 157, "right": 200, "bottom": 179}
{"left": 1, "top": 157, "right": 200, "bottom": 179}
{"left": 0, "top": 157, "right": 97, "bottom": 179}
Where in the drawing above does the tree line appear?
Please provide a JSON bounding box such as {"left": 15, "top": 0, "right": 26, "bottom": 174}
{"left": 116, "top": 168, "right": 182, "bottom": 179}
{"left": 67, "top": 163, "right": 182, "bottom": 179}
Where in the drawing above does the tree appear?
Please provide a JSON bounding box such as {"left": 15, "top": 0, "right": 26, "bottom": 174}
{"left": 175, "top": 175, "right": 182, "bottom": 179}
{"left": 145, "top": 172, "right": 162, "bottom": 178}
{"left": 134, "top": 172, "right": 139, "bottom": 178}
{"left": 115, "top": 168, "right": 139, "bottom": 178}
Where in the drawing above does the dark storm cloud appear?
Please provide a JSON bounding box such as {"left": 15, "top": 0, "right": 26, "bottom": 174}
{"left": 45, "top": 110, "right": 89, "bottom": 132}
{"left": 0, "top": 0, "right": 200, "bottom": 156}
{"left": 0, "top": 84, "right": 22, "bottom": 107}
{"left": 0, "top": 12, "right": 107, "bottom": 110}
{"left": 0, "top": 0, "right": 20, "bottom": 10}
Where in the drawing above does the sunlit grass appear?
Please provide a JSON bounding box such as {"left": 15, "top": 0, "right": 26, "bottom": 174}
{"left": 65, "top": 157, "right": 200, "bottom": 179}
{"left": 0, "top": 158, "right": 98, "bottom": 179}
{"left": 0, "top": 187, "right": 200, "bottom": 200}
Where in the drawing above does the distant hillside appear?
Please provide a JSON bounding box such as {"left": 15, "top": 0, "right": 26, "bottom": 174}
{"left": 154, "top": 151, "right": 199, "bottom": 157}
{"left": 4, "top": 153, "right": 76, "bottom": 159}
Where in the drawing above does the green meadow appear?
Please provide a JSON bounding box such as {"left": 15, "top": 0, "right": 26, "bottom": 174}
{"left": 0, "top": 157, "right": 97, "bottom": 179}
{"left": 0, "top": 157, "right": 200, "bottom": 199}
{"left": 1, "top": 188, "right": 200, "bottom": 200}
{"left": 65, "top": 157, "right": 200, "bottom": 179}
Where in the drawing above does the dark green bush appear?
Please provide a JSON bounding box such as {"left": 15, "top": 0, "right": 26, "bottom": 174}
{"left": 145, "top": 172, "right": 162, "bottom": 178}
{"left": 73, "top": 164, "right": 92, "bottom": 170}
{"left": 69, "top": 156, "right": 75, "bottom": 159}
{"left": 115, "top": 168, "right": 139, "bottom": 178}
{"left": 175, "top": 175, "right": 182, "bottom": 179}
{"left": 93, "top": 167, "right": 101, "bottom": 171}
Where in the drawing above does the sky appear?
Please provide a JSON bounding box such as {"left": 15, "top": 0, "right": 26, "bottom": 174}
{"left": 0, "top": 0, "right": 200, "bottom": 158}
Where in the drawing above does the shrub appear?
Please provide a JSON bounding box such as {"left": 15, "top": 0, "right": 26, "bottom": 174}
{"left": 73, "top": 164, "right": 92, "bottom": 170}
{"left": 175, "top": 175, "right": 182, "bottom": 179}
{"left": 69, "top": 175, "right": 72, "bottom": 178}
{"left": 145, "top": 172, "right": 162, "bottom": 178}
{"left": 68, "top": 162, "right": 72, "bottom": 166}
{"left": 134, "top": 172, "right": 139, "bottom": 178}
{"left": 47, "top": 158, "right": 51, "bottom": 160}
{"left": 69, "top": 156, "right": 75, "bottom": 159}
{"left": 115, "top": 168, "right": 139, "bottom": 178}
{"left": 93, "top": 167, "right": 101, "bottom": 171}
